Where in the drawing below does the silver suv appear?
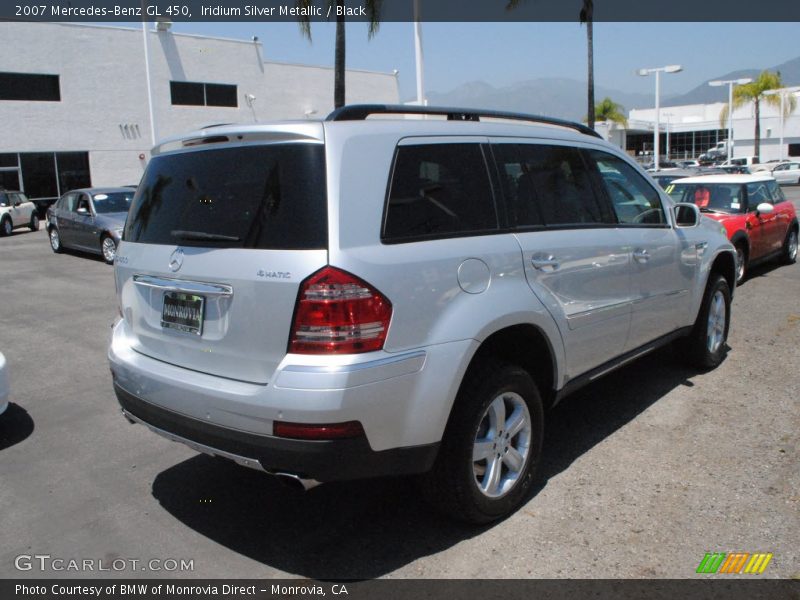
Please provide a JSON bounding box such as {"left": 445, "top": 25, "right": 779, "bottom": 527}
{"left": 109, "top": 105, "right": 736, "bottom": 523}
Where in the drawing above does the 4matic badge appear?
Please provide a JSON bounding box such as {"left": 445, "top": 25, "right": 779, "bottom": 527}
{"left": 257, "top": 270, "right": 291, "bottom": 279}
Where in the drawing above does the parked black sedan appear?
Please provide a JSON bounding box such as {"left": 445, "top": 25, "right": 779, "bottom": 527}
{"left": 46, "top": 188, "right": 133, "bottom": 264}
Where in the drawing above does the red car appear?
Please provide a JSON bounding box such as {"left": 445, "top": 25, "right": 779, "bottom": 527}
{"left": 667, "top": 174, "right": 798, "bottom": 284}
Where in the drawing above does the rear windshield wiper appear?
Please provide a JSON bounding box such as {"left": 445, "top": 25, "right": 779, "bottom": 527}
{"left": 171, "top": 230, "right": 241, "bottom": 242}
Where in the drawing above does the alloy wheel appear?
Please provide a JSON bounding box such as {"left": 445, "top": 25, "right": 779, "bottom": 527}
{"left": 706, "top": 290, "right": 726, "bottom": 354}
{"left": 50, "top": 229, "right": 60, "bottom": 250}
{"left": 102, "top": 237, "right": 116, "bottom": 263}
{"left": 472, "top": 392, "right": 532, "bottom": 498}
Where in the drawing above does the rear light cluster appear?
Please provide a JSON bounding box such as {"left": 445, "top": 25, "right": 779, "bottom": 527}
{"left": 289, "top": 266, "right": 392, "bottom": 354}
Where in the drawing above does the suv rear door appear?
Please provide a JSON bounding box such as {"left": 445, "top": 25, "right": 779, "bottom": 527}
{"left": 491, "top": 140, "right": 632, "bottom": 380}
{"left": 586, "top": 149, "right": 694, "bottom": 349}
{"left": 117, "top": 137, "right": 328, "bottom": 385}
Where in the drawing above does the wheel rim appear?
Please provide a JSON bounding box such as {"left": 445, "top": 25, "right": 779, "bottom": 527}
{"left": 789, "top": 231, "right": 798, "bottom": 261}
{"left": 32, "top": 216, "right": 39, "bottom": 228}
{"left": 735, "top": 248, "right": 745, "bottom": 282}
{"left": 706, "top": 290, "right": 726, "bottom": 354}
{"left": 472, "top": 392, "right": 532, "bottom": 498}
{"left": 2, "top": 220, "right": 10, "bottom": 235}
{"left": 102, "top": 237, "right": 116, "bottom": 262}
{"left": 50, "top": 229, "right": 60, "bottom": 250}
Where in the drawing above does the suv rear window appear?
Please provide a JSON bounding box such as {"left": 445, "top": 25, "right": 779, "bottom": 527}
{"left": 125, "top": 144, "right": 327, "bottom": 250}
{"left": 383, "top": 143, "right": 498, "bottom": 242}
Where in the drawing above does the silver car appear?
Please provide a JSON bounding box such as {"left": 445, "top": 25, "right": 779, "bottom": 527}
{"left": 109, "top": 105, "right": 736, "bottom": 522}
{"left": 771, "top": 162, "right": 800, "bottom": 185}
{"left": 47, "top": 187, "right": 133, "bottom": 263}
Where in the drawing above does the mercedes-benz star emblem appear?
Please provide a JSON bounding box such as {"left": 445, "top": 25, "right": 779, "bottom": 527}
{"left": 168, "top": 248, "right": 184, "bottom": 272}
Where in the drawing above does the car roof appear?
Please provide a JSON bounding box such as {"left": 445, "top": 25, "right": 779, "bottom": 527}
{"left": 669, "top": 174, "right": 775, "bottom": 184}
{"left": 151, "top": 106, "right": 615, "bottom": 156}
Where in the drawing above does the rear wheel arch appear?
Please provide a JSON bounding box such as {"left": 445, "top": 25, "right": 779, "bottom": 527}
{"left": 462, "top": 324, "right": 557, "bottom": 409}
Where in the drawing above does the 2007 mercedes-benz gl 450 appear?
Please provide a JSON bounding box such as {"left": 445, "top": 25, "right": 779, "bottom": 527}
{"left": 109, "top": 105, "right": 736, "bottom": 522}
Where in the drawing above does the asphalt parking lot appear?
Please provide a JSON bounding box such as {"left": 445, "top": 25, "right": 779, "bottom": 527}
{"left": 1, "top": 191, "right": 798, "bottom": 580}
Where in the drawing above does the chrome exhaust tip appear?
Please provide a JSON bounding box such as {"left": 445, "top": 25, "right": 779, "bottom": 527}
{"left": 271, "top": 472, "right": 322, "bottom": 492}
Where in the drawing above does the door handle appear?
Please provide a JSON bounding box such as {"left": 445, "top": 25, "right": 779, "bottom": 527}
{"left": 531, "top": 253, "right": 560, "bottom": 271}
{"left": 633, "top": 248, "right": 650, "bottom": 263}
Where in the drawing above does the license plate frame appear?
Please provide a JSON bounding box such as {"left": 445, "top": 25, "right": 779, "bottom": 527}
{"left": 161, "top": 292, "right": 205, "bottom": 336}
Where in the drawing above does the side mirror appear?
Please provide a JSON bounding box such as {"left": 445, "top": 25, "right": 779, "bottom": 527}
{"left": 756, "top": 202, "right": 774, "bottom": 215}
{"left": 13, "top": 201, "right": 22, "bottom": 207}
{"left": 76, "top": 206, "right": 89, "bottom": 215}
{"left": 674, "top": 202, "right": 700, "bottom": 228}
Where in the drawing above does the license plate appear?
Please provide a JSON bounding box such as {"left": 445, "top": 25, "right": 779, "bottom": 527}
{"left": 161, "top": 292, "right": 205, "bottom": 335}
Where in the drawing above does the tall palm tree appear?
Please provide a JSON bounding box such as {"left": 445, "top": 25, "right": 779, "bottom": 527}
{"left": 580, "top": 1, "right": 594, "bottom": 130}
{"left": 508, "top": 0, "right": 596, "bottom": 129}
{"left": 590, "top": 97, "right": 627, "bottom": 128}
{"left": 720, "top": 70, "right": 796, "bottom": 162}
{"left": 296, "top": 0, "right": 382, "bottom": 109}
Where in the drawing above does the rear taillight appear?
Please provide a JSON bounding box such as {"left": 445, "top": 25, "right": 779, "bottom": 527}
{"left": 289, "top": 266, "right": 392, "bottom": 354}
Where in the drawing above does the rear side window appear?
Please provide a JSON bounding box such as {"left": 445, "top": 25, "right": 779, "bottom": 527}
{"left": 493, "top": 143, "right": 609, "bottom": 228}
{"left": 588, "top": 150, "right": 667, "bottom": 226}
{"left": 383, "top": 143, "right": 497, "bottom": 242}
{"left": 125, "top": 144, "right": 327, "bottom": 250}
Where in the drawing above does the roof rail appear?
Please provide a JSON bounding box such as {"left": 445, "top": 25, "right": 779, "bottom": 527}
{"left": 325, "top": 104, "right": 603, "bottom": 139}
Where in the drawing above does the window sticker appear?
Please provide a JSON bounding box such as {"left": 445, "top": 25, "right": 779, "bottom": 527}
{"left": 93, "top": 194, "right": 108, "bottom": 200}
{"left": 730, "top": 202, "right": 740, "bottom": 209}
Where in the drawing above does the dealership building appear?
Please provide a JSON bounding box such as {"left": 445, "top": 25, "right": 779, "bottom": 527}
{"left": 597, "top": 91, "right": 800, "bottom": 164}
{"left": 0, "top": 22, "right": 399, "bottom": 198}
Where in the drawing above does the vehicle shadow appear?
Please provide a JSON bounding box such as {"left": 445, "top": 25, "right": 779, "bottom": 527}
{"left": 740, "top": 258, "right": 791, "bottom": 284}
{"left": 151, "top": 346, "right": 698, "bottom": 579}
{"left": 0, "top": 403, "right": 35, "bottom": 451}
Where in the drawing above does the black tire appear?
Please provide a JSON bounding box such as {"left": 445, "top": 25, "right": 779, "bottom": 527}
{"left": 49, "top": 227, "right": 63, "bottom": 253}
{"left": 100, "top": 235, "right": 117, "bottom": 264}
{"left": 782, "top": 227, "right": 798, "bottom": 265}
{"left": 420, "top": 359, "right": 544, "bottom": 524}
{"left": 734, "top": 243, "right": 747, "bottom": 285}
{"left": 1, "top": 217, "right": 12, "bottom": 237}
{"left": 29, "top": 213, "right": 39, "bottom": 232}
{"left": 681, "top": 274, "right": 731, "bottom": 370}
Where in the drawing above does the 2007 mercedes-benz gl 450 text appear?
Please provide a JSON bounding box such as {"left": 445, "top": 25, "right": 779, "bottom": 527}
{"left": 109, "top": 105, "right": 737, "bottom": 522}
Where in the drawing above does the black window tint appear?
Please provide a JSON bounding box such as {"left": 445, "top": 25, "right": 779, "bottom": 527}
{"left": 205, "top": 83, "right": 237, "bottom": 107}
{"left": 492, "top": 144, "right": 543, "bottom": 227}
{"left": 0, "top": 72, "right": 60, "bottom": 101}
{"left": 589, "top": 150, "right": 666, "bottom": 226}
{"left": 514, "top": 144, "right": 606, "bottom": 226}
{"left": 92, "top": 192, "right": 133, "bottom": 214}
{"left": 383, "top": 144, "right": 497, "bottom": 241}
{"left": 170, "top": 81, "right": 204, "bottom": 106}
{"left": 125, "top": 144, "right": 327, "bottom": 250}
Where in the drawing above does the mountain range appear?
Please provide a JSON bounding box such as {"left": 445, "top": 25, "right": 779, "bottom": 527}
{"left": 421, "top": 56, "right": 800, "bottom": 121}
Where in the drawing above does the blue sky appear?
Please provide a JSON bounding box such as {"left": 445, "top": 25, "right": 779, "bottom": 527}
{"left": 135, "top": 21, "right": 799, "bottom": 100}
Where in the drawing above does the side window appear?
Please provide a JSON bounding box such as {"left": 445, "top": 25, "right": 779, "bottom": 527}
{"left": 383, "top": 143, "right": 498, "bottom": 241}
{"left": 63, "top": 193, "right": 78, "bottom": 212}
{"left": 0, "top": 192, "right": 8, "bottom": 206}
{"left": 7, "top": 193, "right": 20, "bottom": 205}
{"left": 588, "top": 150, "right": 667, "bottom": 226}
{"left": 76, "top": 194, "right": 91, "bottom": 213}
{"left": 495, "top": 143, "right": 608, "bottom": 227}
{"left": 767, "top": 180, "right": 786, "bottom": 203}
{"left": 747, "top": 182, "right": 772, "bottom": 208}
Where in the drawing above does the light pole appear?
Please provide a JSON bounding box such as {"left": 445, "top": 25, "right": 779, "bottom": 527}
{"left": 638, "top": 65, "right": 682, "bottom": 171}
{"left": 413, "top": 0, "right": 426, "bottom": 106}
{"left": 708, "top": 78, "right": 752, "bottom": 160}
{"left": 763, "top": 86, "right": 800, "bottom": 161}
{"left": 663, "top": 112, "right": 674, "bottom": 161}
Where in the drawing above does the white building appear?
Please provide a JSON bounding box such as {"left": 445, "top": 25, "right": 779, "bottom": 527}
{"left": 614, "top": 91, "right": 800, "bottom": 164}
{"left": 0, "top": 22, "right": 399, "bottom": 196}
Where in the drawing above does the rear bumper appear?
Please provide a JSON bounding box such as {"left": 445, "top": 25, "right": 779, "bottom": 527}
{"left": 114, "top": 383, "right": 438, "bottom": 481}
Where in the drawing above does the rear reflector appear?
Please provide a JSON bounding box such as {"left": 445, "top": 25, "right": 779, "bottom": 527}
{"left": 289, "top": 266, "right": 392, "bottom": 354}
{"left": 273, "top": 420, "right": 365, "bottom": 440}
